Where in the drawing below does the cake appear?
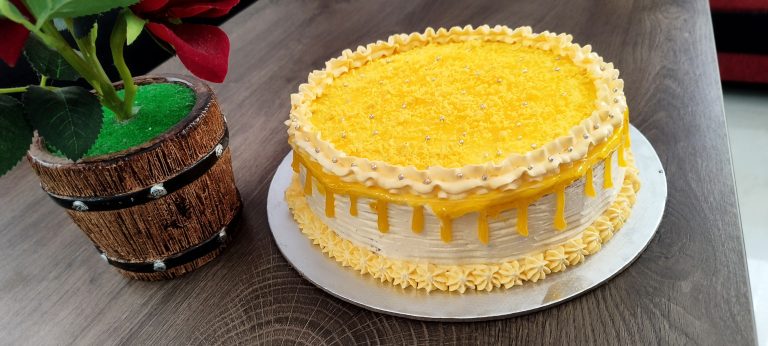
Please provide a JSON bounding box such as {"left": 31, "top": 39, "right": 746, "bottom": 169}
{"left": 285, "top": 25, "right": 640, "bottom": 293}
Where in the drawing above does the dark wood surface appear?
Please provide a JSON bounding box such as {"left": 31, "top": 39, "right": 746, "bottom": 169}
{"left": 0, "top": 0, "right": 756, "bottom": 344}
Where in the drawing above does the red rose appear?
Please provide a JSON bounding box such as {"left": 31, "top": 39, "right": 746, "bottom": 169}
{"left": 0, "top": 0, "right": 32, "bottom": 67}
{"left": 131, "top": 0, "right": 239, "bottom": 83}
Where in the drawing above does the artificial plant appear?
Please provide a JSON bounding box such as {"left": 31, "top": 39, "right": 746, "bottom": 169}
{"left": 0, "top": 0, "right": 238, "bottom": 175}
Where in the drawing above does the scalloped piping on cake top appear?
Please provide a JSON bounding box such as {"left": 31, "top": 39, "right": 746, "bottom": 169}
{"left": 286, "top": 25, "right": 629, "bottom": 197}
{"left": 284, "top": 151, "right": 640, "bottom": 293}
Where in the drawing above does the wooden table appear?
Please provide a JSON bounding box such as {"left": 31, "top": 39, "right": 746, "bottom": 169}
{"left": 0, "top": 0, "right": 756, "bottom": 344}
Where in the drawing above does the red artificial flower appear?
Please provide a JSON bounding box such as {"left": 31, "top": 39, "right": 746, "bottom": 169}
{"left": 132, "top": 0, "right": 239, "bottom": 83}
{"left": 0, "top": 0, "right": 32, "bottom": 67}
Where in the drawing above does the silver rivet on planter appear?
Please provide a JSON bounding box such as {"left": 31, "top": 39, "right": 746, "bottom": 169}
{"left": 149, "top": 184, "right": 167, "bottom": 198}
{"left": 215, "top": 144, "right": 224, "bottom": 158}
{"left": 72, "top": 201, "right": 88, "bottom": 211}
{"left": 153, "top": 260, "right": 167, "bottom": 272}
{"left": 218, "top": 227, "right": 227, "bottom": 242}
{"left": 100, "top": 252, "right": 108, "bottom": 263}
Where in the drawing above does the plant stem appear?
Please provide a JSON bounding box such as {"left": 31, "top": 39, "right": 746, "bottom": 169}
{"left": 64, "top": 20, "right": 130, "bottom": 121}
{"left": 39, "top": 75, "right": 48, "bottom": 87}
{"left": 110, "top": 12, "right": 136, "bottom": 119}
{"left": 0, "top": 87, "right": 29, "bottom": 94}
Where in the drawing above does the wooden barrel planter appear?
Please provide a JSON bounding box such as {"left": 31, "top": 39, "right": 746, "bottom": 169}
{"left": 27, "top": 74, "right": 242, "bottom": 281}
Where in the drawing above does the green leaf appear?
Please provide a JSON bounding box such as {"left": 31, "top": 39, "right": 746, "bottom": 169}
{"left": 124, "top": 10, "right": 145, "bottom": 45}
{"left": 24, "top": 0, "right": 140, "bottom": 27}
{"left": 0, "top": 95, "right": 33, "bottom": 176}
{"left": 23, "top": 36, "right": 80, "bottom": 81}
{"left": 23, "top": 86, "right": 102, "bottom": 161}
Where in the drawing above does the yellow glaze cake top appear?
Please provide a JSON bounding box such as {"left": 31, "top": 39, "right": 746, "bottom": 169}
{"left": 309, "top": 40, "right": 597, "bottom": 169}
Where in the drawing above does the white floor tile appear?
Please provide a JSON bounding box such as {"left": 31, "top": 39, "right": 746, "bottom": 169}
{"left": 724, "top": 88, "right": 768, "bottom": 345}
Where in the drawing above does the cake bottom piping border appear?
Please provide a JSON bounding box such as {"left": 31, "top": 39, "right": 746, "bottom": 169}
{"left": 285, "top": 153, "right": 640, "bottom": 294}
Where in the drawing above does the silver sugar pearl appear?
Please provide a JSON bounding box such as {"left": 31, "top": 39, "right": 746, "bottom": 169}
{"left": 72, "top": 201, "right": 88, "bottom": 211}
{"left": 372, "top": 130, "right": 379, "bottom": 135}
{"left": 423, "top": 178, "right": 432, "bottom": 185}
{"left": 149, "top": 184, "right": 167, "bottom": 198}
{"left": 214, "top": 144, "right": 224, "bottom": 158}
{"left": 531, "top": 144, "right": 537, "bottom": 149}
{"left": 99, "top": 252, "right": 108, "bottom": 262}
{"left": 315, "top": 147, "right": 321, "bottom": 153}
{"left": 439, "top": 115, "right": 445, "bottom": 122}
{"left": 593, "top": 124, "right": 600, "bottom": 130}
{"left": 331, "top": 157, "right": 338, "bottom": 163}
{"left": 369, "top": 114, "right": 375, "bottom": 119}
{"left": 516, "top": 122, "right": 522, "bottom": 127}
{"left": 350, "top": 162, "right": 357, "bottom": 167}
{"left": 583, "top": 134, "right": 590, "bottom": 139}
{"left": 496, "top": 78, "right": 502, "bottom": 83}
{"left": 153, "top": 260, "right": 167, "bottom": 272}
{"left": 613, "top": 98, "right": 619, "bottom": 104}
{"left": 482, "top": 175, "right": 488, "bottom": 181}
{"left": 370, "top": 163, "right": 377, "bottom": 170}
{"left": 218, "top": 227, "right": 227, "bottom": 242}
{"left": 527, "top": 165, "right": 534, "bottom": 170}
{"left": 554, "top": 67, "right": 560, "bottom": 71}
{"left": 341, "top": 131, "right": 347, "bottom": 138}
{"left": 459, "top": 139, "right": 465, "bottom": 145}
{"left": 600, "top": 65, "right": 606, "bottom": 71}
{"left": 548, "top": 156, "right": 555, "bottom": 162}
{"left": 294, "top": 123, "right": 300, "bottom": 130}
{"left": 613, "top": 88, "right": 618, "bottom": 93}
{"left": 522, "top": 68, "right": 528, "bottom": 73}
{"left": 517, "top": 135, "right": 523, "bottom": 140}
{"left": 609, "top": 112, "right": 616, "bottom": 118}
{"left": 480, "top": 104, "right": 487, "bottom": 109}
{"left": 456, "top": 172, "right": 463, "bottom": 178}
{"left": 435, "top": 56, "right": 441, "bottom": 61}
{"left": 567, "top": 146, "right": 574, "bottom": 152}
{"left": 398, "top": 174, "right": 405, "bottom": 180}
{"left": 496, "top": 149, "right": 503, "bottom": 156}
{"left": 425, "top": 135, "right": 431, "bottom": 141}
{"left": 462, "top": 131, "right": 467, "bottom": 136}
{"left": 401, "top": 103, "right": 407, "bottom": 109}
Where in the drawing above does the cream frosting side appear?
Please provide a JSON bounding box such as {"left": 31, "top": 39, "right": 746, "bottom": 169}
{"left": 287, "top": 25, "right": 628, "bottom": 197}
{"left": 299, "top": 151, "right": 625, "bottom": 264}
{"left": 285, "top": 151, "right": 641, "bottom": 292}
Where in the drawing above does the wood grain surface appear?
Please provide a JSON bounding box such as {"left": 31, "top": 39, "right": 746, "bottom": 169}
{"left": 0, "top": 0, "right": 756, "bottom": 344}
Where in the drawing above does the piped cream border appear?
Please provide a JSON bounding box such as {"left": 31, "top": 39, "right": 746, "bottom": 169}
{"left": 287, "top": 25, "right": 628, "bottom": 197}
{"left": 285, "top": 151, "right": 640, "bottom": 293}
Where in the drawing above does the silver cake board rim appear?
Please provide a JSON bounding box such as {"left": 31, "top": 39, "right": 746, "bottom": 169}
{"left": 266, "top": 125, "right": 667, "bottom": 321}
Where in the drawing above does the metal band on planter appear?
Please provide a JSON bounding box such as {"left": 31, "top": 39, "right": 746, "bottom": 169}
{"left": 96, "top": 214, "right": 237, "bottom": 273}
{"left": 45, "top": 130, "right": 229, "bottom": 211}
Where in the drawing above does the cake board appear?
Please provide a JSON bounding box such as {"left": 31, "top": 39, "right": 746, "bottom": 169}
{"left": 266, "top": 125, "right": 667, "bottom": 321}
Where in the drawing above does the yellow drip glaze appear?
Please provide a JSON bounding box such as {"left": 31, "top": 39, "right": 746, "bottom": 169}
{"left": 478, "top": 210, "right": 490, "bottom": 244}
{"left": 584, "top": 167, "right": 596, "bottom": 197}
{"left": 376, "top": 201, "right": 389, "bottom": 233}
{"left": 516, "top": 203, "right": 529, "bottom": 236}
{"left": 411, "top": 205, "right": 424, "bottom": 233}
{"left": 604, "top": 155, "right": 614, "bottom": 189}
{"left": 439, "top": 216, "right": 452, "bottom": 243}
{"left": 623, "top": 109, "right": 631, "bottom": 147}
{"left": 349, "top": 195, "right": 358, "bottom": 216}
{"left": 304, "top": 171, "right": 313, "bottom": 196}
{"left": 554, "top": 186, "right": 567, "bottom": 231}
{"left": 325, "top": 189, "right": 335, "bottom": 217}
{"left": 293, "top": 127, "right": 621, "bottom": 222}
{"left": 291, "top": 151, "right": 300, "bottom": 173}
{"left": 618, "top": 142, "right": 626, "bottom": 167}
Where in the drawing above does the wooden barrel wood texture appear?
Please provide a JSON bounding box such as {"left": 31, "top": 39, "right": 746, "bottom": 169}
{"left": 27, "top": 75, "right": 242, "bottom": 280}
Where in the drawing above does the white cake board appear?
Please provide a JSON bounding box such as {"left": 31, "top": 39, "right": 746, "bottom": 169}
{"left": 266, "top": 126, "right": 666, "bottom": 321}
